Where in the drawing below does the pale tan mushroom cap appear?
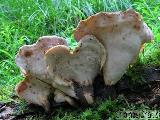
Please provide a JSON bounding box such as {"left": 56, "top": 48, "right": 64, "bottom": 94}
{"left": 15, "top": 36, "right": 67, "bottom": 84}
{"left": 74, "top": 9, "right": 153, "bottom": 43}
{"left": 45, "top": 35, "right": 106, "bottom": 104}
{"left": 15, "top": 75, "right": 53, "bottom": 111}
{"left": 45, "top": 35, "right": 106, "bottom": 85}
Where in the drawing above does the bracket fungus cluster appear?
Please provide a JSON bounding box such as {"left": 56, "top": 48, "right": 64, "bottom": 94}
{"left": 15, "top": 9, "right": 153, "bottom": 111}
{"left": 74, "top": 9, "right": 153, "bottom": 85}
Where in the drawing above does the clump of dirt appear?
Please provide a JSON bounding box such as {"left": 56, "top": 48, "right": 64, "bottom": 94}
{"left": 117, "top": 67, "right": 160, "bottom": 107}
{"left": 0, "top": 67, "right": 159, "bottom": 120}
{"left": 0, "top": 102, "right": 14, "bottom": 120}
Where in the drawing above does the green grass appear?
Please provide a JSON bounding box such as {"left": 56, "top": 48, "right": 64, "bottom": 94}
{"left": 0, "top": 0, "right": 160, "bottom": 119}
{"left": 132, "top": 0, "right": 160, "bottom": 66}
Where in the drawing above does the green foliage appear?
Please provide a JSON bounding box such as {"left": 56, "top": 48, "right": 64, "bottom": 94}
{"left": 125, "top": 0, "right": 160, "bottom": 83}
{"left": 0, "top": 0, "right": 159, "bottom": 119}
{"left": 0, "top": 0, "right": 132, "bottom": 102}
{"left": 132, "top": 0, "right": 160, "bottom": 66}
{"left": 20, "top": 97, "right": 153, "bottom": 120}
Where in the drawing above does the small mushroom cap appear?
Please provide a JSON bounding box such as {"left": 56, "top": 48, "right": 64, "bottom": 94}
{"left": 45, "top": 35, "right": 106, "bottom": 104}
{"left": 74, "top": 9, "right": 153, "bottom": 85}
{"left": 15, "top": 75, "right": 53, "bottom": 111}
{"left": 15, "top": 75, "right": 77, "bottom": 110}
{"left": 54, "top": 89, "right": 78, "bottom": 107}
{"left": 15, "top": 36, "right": 67, "bottom": 84}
